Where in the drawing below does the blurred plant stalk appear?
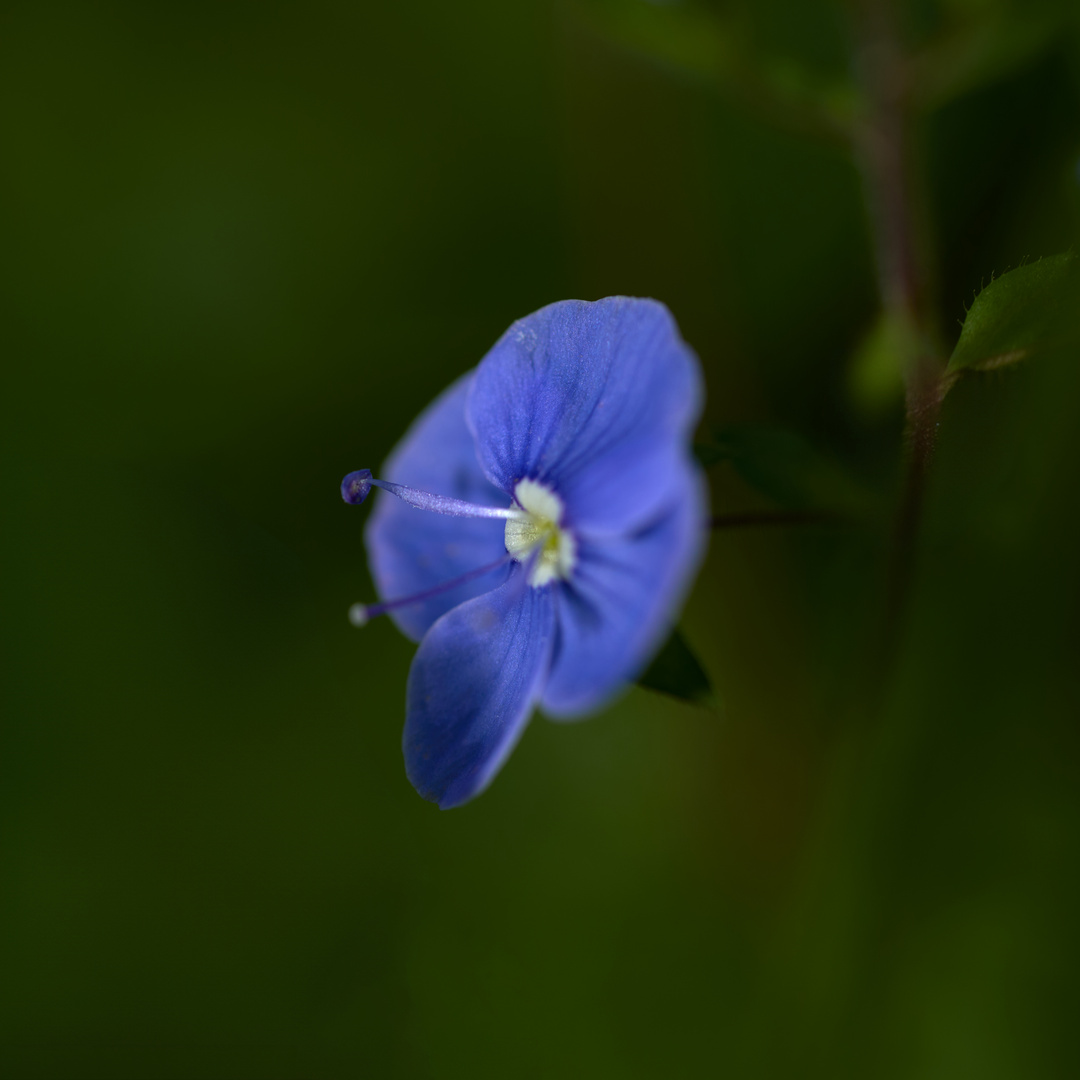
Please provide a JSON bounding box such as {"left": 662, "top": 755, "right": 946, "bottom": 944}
{"left": 849, "top": 0, "right": 948, "bottom": 670}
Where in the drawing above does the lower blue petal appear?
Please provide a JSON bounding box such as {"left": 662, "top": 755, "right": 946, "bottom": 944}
{"left": 365, "top": 372, "right": 511, "bottom": 642}
{"left": 541, "top": 465, "right": 706, "bottom": 718}
{"left": 404, "top": 571, "right": 555, "bottom": 809}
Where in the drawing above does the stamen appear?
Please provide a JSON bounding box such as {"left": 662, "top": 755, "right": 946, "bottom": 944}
{"left": 349, "top": 552, "right": 514, "bottom": 627}
{"left": 505, "top": 478, "right": 576, "bottom": 587}
{"left": 341, "top": 469, "right": 373, "bottom": 504}
{"left": 341, "top": 468, "right": 527, "bottom": 521}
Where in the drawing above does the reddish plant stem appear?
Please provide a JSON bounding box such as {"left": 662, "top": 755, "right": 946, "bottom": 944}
{"left": 882, "top": 375, "right": 943, "bottom": 656}
{"left": 854, "top": 11, "right": 923, "bottom": 327}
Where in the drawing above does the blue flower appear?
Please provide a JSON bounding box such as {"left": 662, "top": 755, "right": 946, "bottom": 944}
{"left": 342, "top": 297, "right": 707, "bottom": 808}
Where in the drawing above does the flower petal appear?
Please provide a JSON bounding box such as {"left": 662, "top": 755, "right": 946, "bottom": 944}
{"left": 466, "top": 297, "right": 702, "bottom": 496}
{"left": 404, "top": 571, "right": 555, "bottom": 808}
{"left": 541, "top": 463, "right": 707, "bottom": 718}
{"left": 558, "top": 437, "right": 692, "bottom": 538}
{"left": 365, "top": 372, "right": 511, "bottom": 642}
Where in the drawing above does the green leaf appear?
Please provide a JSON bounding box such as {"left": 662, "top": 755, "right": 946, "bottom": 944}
{"left": 637, "top": 628, "right": 716, "bottom": 709}
{"left": 695, "top": 424, "right": 876, "bottom": 517}
{"left": 947, "top": 253, "right": 1080, "bottom": 376}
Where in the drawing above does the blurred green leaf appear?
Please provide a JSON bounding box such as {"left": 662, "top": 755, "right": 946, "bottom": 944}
{"left": 637, "top": 628, "right": 716, "bottom": 708}
{"left": 910, "top": 2, "right": 1067, "bottom": 111}
{"left": 695, "top": 424, "right": 877, "bottom": 516}
{"left": 578, "top": 0, "right": 859, "bottom": 140}
{"left": 848, "top": 309, "right": 916, "bottom": 415}
{"left": 946, "top": 253, "right": 1080, "bottom": 376}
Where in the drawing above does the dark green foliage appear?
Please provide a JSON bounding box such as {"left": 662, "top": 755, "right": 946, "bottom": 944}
{"left": 636, "top": 628, "right": 716, "bottom": 708}
{"left": 696, "top": 424, "right": 877, "bottom": 516}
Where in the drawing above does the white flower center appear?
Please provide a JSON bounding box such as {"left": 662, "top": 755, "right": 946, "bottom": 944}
{"left": 504, "top": 479, "right": 577, "bottom": 587}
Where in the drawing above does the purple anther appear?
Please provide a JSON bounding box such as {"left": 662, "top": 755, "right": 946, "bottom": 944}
{"left": 341, "top": 469, "right": 373, "bottom": 505}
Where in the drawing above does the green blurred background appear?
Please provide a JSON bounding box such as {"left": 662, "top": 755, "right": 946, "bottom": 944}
{"left": 3, "top": 1, "right": 1080, "bottom": 1076}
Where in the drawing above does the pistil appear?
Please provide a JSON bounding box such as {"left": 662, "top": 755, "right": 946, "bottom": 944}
{"left": 504, "top": 479, "right": 576, "bottom": 587}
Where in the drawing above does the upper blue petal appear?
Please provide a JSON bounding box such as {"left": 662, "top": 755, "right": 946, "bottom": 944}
{"left": 556, "top": 435, "right": 688, "bottom": 538}
{"left": 541, "top": 459, "right": 707, "bottom": 718}
{"left": 364, "top": 372, "right": 511, "bottom": 642}
{"left": 404, "top": 570, "right": 555, "bottom": 809}
{"left": 465, "top": 297, "right": 702, "bottom": 530}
